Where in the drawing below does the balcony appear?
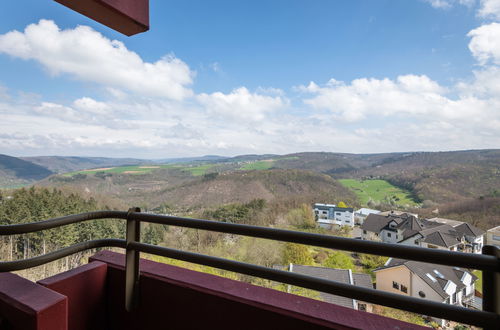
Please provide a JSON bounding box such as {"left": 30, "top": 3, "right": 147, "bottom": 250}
{"left": 0, "top": 210, "right": 499, "bottom": 329}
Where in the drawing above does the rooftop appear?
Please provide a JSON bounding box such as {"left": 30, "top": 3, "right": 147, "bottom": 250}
{"left": 288, "top": 264, "right": 373, "bottom": 309}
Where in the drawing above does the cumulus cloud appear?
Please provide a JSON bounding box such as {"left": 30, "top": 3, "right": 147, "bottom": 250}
{"left": 0, "top": 20, "right": 194, "bottom": 100}
{"left": 478, "top": 0, "right": 500, "bottom": 19}
{"left": 299, "top": 75, "right": 451, "bottom": 122}
{"left": 197, "top": 87, "right": 286, "bottom": 121}
{"left": 1, "top": 15, "right": 500, "bottom": 157}
{"left": 468, "top": 23, "right": 500, "bottom": 65}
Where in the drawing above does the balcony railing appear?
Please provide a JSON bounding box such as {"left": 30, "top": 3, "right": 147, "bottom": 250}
{"left": 0, "top": 208, "right": 499, "bottom": 329}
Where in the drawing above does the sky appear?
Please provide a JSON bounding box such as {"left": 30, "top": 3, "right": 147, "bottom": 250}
{"left": 0, "top": 0, "right": 499, "bottom": 158}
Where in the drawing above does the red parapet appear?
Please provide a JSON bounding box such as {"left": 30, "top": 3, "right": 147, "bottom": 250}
{"left": 37, "top": 261, "right": 108, "bottom": 330}
{"left": 0, "top": 273, "right": 67, "bottom": 330}
{"left": 54, "top": 0, "right": 149, "bottom": 36}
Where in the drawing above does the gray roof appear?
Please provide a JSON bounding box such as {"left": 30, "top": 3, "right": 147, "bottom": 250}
{"left": 454, "top": 222, "right": 485, "bottom": 237}
{"left": 362, "top": 213, "right": 482, "bottom": 249}
{"left": 375, "top": 259, "right": 477, "bottom": 299}
{"left": 289, "top": 264, "right": 372, "bottom": 309}
{"left": 360, "top": 213, "right": 391, "bottom": 232}
{"left": 421, "top": 230, "right": 461, "bottom": 248}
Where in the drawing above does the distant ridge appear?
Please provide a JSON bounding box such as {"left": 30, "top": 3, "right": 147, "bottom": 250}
{"left": 22, "top": 156, "right": 146, "bottom": 173}
{"left": 0, "top": 154, "right": 53, "bottom": 183}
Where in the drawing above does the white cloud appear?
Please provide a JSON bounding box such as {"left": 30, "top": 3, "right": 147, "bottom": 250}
{"left": 468, "top": 23, "right": 500, "bottom": 65}
{"left": 300, "top": 75, "right": 450, "bottom": 122}
{"left": 197, "top": 87, "right": 286, "bottom": 121}
{"left": 478, "top": 0, "right": 500, "bottom": 19}
{"left": 0, "top": 20, "right": 194, "bottom": 100}
{"left": 423, "top": 0, "right": 476, "bottom": 9}
{"left": 1, "top": 17, "right": 500, "bottom": 157}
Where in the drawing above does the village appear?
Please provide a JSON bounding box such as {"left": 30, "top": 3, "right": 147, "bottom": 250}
{"left": 284, "top": 202, "right": 500, "bottom": 327}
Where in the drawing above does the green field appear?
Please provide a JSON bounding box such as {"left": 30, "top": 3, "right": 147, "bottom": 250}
{"left": 339, "top": 179, "right": 419, "bottom": 207}
{"left": 240, "top": 160, "right": 275, "bottom": 170}
{"left": 63, "top": 164, "right": 180, "bottom": 176}
{"left": 181, "top": 164, "right": 215, "bottom": 176}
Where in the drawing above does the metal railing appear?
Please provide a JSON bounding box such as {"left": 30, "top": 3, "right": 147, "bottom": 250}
{"left": 0, "top": 209, "right": 498, "bottom": 328}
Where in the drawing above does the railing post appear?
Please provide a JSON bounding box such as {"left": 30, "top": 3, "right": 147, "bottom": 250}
{"left": 125, "top": 207, "right": 141, "bottom": 312}
{"left": 482, "top": 245, "right": 500, "bottom": 322}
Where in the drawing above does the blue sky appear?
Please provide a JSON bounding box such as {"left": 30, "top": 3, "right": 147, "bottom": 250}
{"left": 0, "top": 0, "right": 499, "bottom": 158}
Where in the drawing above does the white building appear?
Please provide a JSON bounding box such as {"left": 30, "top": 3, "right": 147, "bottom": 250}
{"left": 354, "top": 208, "right": 380, "bottom": 225}
{"left": 361, "top": 213, "right": 485, "bottom": 253}
{"left": 313, "top": 203, "right": 354, "bottom": 228}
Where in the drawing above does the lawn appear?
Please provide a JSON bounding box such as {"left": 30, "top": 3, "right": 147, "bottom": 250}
{"left": 473, "top": 270, "right": 482, "bottom": 294}
{"left": 240, "top": 160, "right": 275, "bottom": 170}
{"left": 339, "top": 179, "right": 419, "bottom": 207}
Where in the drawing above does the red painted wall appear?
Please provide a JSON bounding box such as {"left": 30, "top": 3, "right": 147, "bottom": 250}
{"left": 0, "top": 273, "right": 67, "bottom": 330}
{"left": 38, "top": 262, "right": 108, "bottom": 330}
{"left": 91, "top": 251, "right": 427, "bottom": 330}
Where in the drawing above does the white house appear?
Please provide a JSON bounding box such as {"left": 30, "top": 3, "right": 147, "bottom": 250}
{"left": 313, "top": 203, "right": 354, "bottom": 228}
{"left": 361, "top": 213, "right": 485, "bottom": 253}
{"left": 354, "top": 208, "right": 380, "bottom": 225}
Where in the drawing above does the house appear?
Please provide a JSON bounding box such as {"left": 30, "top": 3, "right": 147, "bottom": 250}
{"left": 313, "top": 203, "right": 354, "bottom": 228}
{"left": 286, "top": 264, "right": 374, "bottom": 312}
{"left": 354, "top": 208, "right": 380, "bottom": 225}
{"left": 374, "top": 258, "right": 478, "bottom": 326}
{"left": 361, "top": 213, "right": 485, "bottom": 253}
{"left": 379, "top": 210, "right": 418, "bottom": 218}
{"left": 486, "top": 225, "right": 500, "bottom": 249}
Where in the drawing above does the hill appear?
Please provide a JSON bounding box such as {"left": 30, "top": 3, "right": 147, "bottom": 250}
{"left": 36, "top": 168, "right": 358, "bottom": 211}
{"left": 21, "top": 156, "right": 146, "bottom": 174}
{"left": 0, "top": 154, "right": 53, "bottom": 187}
{"left": 270, "top": 150, "right": 500, "bottom": 204}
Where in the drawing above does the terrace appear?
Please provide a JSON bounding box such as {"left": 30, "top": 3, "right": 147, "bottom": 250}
{"left": 0, "top": 209, "right": 499, "bottom": 329}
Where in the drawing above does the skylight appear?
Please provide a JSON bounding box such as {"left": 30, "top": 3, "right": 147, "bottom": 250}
{"left": 426, "top": 273, "right": 437, "bottom": 283}
{"left": 433, "top": 269, "right": 444, "bottom": 279}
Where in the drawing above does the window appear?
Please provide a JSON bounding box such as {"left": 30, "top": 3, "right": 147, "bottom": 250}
{"left": 418, "top": 291, "right": 426, "bottom": 298}
{"left": 315, "top": 210, "right": 319, "bottom": 215}
{"left": 401, "top": 285, "right": 408, "bottom": 293}
{"left": 392, "top": 281, "right": 400, "bottom": 289}
{"left": 493, "top": 235, "right": 500, "bottom": 241}
{"left": 387, "top": 233, "right": 392, "bottom": 237}
{"left": 363, "top": 230, "right": 367, "bottom": 234}
{"left": 336, "top": 212, "right": 342, "bottom": 215}
{"left": 358, "top": 303, "right": 367, "bottom": 311}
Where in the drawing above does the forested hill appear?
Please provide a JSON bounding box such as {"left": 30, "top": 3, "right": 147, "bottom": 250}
{"left": 0, "top": 154, "right": 53, "bottom": 186}
{"left": 21, "top": 156, "right": 145, "bottom": 174}
{"left": 273, "top": 150, "right": 500, "bottom": 203}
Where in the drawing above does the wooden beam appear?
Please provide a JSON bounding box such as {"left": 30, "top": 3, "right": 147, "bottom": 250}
{"left": 54, "top": 0, "right": 149, "bottom": 36}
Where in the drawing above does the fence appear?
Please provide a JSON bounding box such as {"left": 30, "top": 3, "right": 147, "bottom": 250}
{"left": 0, "top": 209, "right": 498, "bottom": 328}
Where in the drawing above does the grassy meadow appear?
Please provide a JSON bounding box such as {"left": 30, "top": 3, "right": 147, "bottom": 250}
{"left": 63, "top": 163, "right": 215, "bottom": 177}
{"left": 339, "top": 179, "right": 419, "bottom": 207}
